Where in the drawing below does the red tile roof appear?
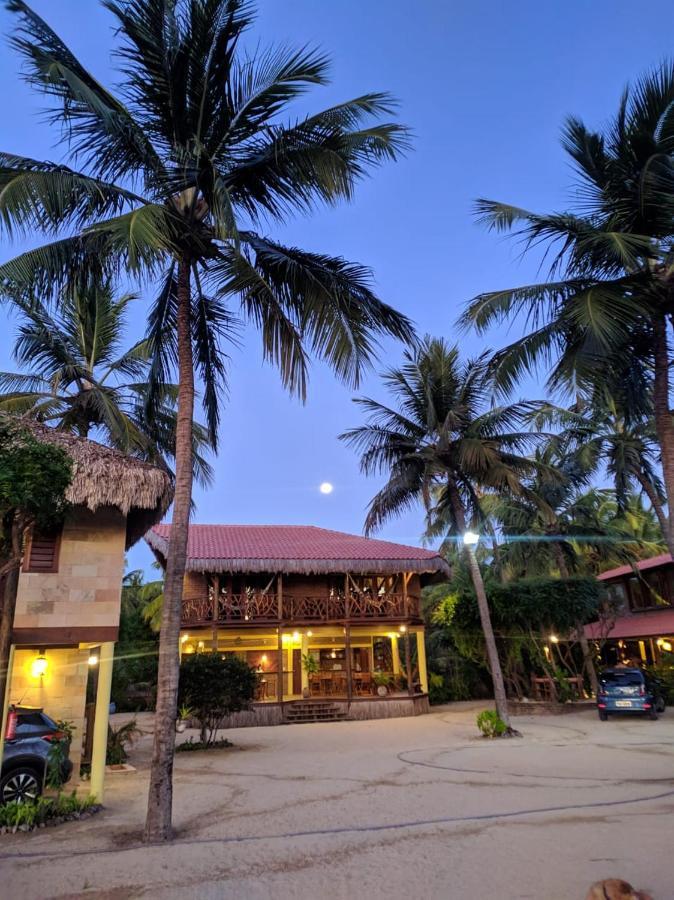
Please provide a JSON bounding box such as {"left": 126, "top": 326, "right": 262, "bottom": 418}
{"left": 597, "top": 553, "right": 673, "bottom": 582}
{"left": 146, "top": 524, "right": 450, "bottom": 576}
{"left": 585, "top": 609, "right": 674, "bottom": 640}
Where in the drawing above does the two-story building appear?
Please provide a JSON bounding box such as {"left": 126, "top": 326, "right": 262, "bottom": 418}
{"left": 585, "top": 553, "right": 674, "bottom": 666}
{"left": 146, "top": 524, "right": 449, "bottom": 724}
{"left": 3, "top": 422, "right": 172, "bottom": 799}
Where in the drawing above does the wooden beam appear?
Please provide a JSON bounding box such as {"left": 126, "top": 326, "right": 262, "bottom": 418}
{"left": 276, "top": 625, "right": 284, "bottom": 703}
{"left": 402, "top": 571, "right": 410, "bottom": 618}
{"left": 345, "top": 623, "right": 353, "bottom": 702}
{"left": 212, "top": 575, "right": 220, "bottom": 650}
{"left": 404, "top": 629, "right": 414, "bottom": 695}
{"left": 277, "top": 572, "right": 283, "bottom": 621}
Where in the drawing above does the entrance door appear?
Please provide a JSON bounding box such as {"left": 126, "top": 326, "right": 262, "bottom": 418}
{"left": 292, "top": 648, "right": 302, "bottom": 696}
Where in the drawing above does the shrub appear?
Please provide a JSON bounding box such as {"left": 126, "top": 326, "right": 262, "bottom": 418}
{"left": 646, "top": 664, "right": 674, "bottom": 704}
{"left": 106, "top": 720, "right": 141, "bottom": 765}
{"left": 476, "top": 709, "right": 508, "bottom": 738}
{"left": 175, "top": 737, "right": 233, "bottom": 753}
{"left": 178, "top": 654, "right": 257, "bottom": 746}
{"left": 0, "top": 792, "right": 98, "bottom": 832}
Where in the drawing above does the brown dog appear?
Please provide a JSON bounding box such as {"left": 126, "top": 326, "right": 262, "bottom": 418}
{"left": 585, "top": 879, "right": 653, "bottom": 900}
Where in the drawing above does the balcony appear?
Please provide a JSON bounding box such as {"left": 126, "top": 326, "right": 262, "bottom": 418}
{"left": 181, "top": 592, "right": 421, "bottom": 627}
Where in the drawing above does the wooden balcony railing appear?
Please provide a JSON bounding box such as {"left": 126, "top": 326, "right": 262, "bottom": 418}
{"left": 181, "top": 592, "right": 420, "bottom": 627}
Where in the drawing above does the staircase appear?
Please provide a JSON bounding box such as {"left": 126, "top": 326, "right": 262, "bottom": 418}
{"left": 284, "top": 701, "right": 348, "bottom": 724}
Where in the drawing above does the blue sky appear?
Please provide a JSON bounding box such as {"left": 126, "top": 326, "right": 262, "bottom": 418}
{"left": 1, "top": 1, "right": 673, "bottom": 574}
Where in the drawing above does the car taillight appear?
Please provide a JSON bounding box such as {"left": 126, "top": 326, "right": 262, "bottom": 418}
{"left": 41, "top": 731, "right": 65, "bottom": 743}
{"left": 5, "top": 709, "right": 17, "bottom": 740}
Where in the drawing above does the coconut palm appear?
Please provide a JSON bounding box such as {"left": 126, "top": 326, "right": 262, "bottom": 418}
{"left": 0, "top": 279, "right": 212, "bottom": 482}
{"left": 460, "top": 62, "right": 674, "bottom": 554}
{"left": 531, "top": 395, "right": 668, "bottom": 541}
{"left": 0, "top": 0, "right": 414, "bottom": 841}
{"left": 341, "top": 337, "right": 543, "bottom": 729}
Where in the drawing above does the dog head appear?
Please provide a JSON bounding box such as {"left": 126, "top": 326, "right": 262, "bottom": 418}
{"left": 585, "top": 879, "right": 652, "bottom": 900}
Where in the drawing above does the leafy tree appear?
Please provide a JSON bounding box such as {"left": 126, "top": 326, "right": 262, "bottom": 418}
{"left": 460, "top": 62, "right": 674, "bottom": 555}
{"left": 342, "top": 337, "right": 544, "bottom": 729}
{"left": 1, "top": 0, "right": 414, "bottom": 840}
{"left": 0, "top": 417, "right": 72, "bottom": 721}
{"left": 111, "top": 570, "right": 162, "bottom": 711}
{"left": 0, "top": 279, "right": 212, "bottom": 484}
{"left": 178, "top": 653, "right": 257, "bottom": 745}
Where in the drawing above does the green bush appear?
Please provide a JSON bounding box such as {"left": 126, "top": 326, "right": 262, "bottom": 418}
{"left": 178, "top": 653, "right": 257, "bottom": 746}
{"left": 175, "top": 737, "right": 233, "bottom": 753}
{"left": 0, "top": 792, "right": 97, "bottom": 831}
{"left": 646, "top": 664, "right": 674, "bottom": 704}
{"left": 106, "top": 720, "right": 141, "bottom": 765}
{"left": 476, "top": 709, "right": 507, "bottom": 738}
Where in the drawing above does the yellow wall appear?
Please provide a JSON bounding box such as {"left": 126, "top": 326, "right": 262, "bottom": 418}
{"left": 14, "top": 506, "right": 126, "bottom": 634}
{"left": 8, "top": 647, "right": 90, "bottom": 783}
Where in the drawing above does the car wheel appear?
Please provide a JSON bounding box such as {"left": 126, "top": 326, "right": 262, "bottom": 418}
{"left": 656, "top": 697, "right": 666, "bottom": 714}
{"left": 598, "top": 709, "right": 608, "bottom": 721}
{"left": 0, "top": 767, "right": 42, "bottom": 804}
{"left": 648, "top": 706, "right": 659, "bottom": 721}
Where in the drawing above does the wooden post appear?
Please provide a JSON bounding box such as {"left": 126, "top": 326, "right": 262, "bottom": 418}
{"left": 277, "top": 572, "right": 283, "bottom": 621}
{"left": 402, "top": 572, "right": 410, "bottom": 618}
{"left": 212, "top": 575, "right": 220, "bottom": 651}
{"left": 404, "top": 629, "right": 414, "bottom": 695}
{"left": 277, "top": 626, "right": 284, "bottom": 703}
{"left": 345, "top": 623, "right": 353, "bottom": 702}
{"left": 344, "top": 573, "right": 350, "bottom": 620}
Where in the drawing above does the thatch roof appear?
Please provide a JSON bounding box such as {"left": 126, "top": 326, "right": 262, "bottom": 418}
{"left": 147, "top": 524, "right": 451, "bottom": 578}
{"left": 6, "top": 418, "right": 173, "bottom": 547}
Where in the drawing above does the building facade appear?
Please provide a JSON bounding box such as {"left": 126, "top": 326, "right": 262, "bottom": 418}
{"left": 147, "top": 524, "right": 449, "bottom": 724}
{"left": 585, "top": 553, "right": 674, "bottom": 666}
{"left": 2, "top": 423, "right": 172, "bottom": 798}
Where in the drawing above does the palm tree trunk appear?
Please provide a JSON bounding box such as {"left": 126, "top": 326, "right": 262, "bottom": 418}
{"left": 635, "top": 469, "right": 670, "bottom": 544}
{"left": 144, "top": 258, "right": 194, "bottom": 843}
{"left": 652, "top": 314, "right": 674, "bottom": 557}
{"left": 448, "top": 486, "right": 512, "bottom": 729}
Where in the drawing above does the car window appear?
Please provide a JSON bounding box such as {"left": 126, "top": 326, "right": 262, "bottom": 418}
{"left": 600, "top": 671, "right": 644, "bottom": 686}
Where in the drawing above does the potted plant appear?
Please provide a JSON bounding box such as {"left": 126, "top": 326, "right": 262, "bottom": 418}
{"left": 302, "top": 653, "right": 320, "bottom": 698}
{"left": 176, "top": 704, "right": 193, "bottom": 733}
{"left": 373, "top": 672, "right": 391, "bottom": 696}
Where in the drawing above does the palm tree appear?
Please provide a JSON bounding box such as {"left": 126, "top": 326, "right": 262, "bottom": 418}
{"left": 460, "top": 63, "right": 674, "bottom": 555}
{"left": 0, "top": 279, "right": 212, "bottom": 482}
{"left": 341, "top": 337, "right": 543, "bottom": 729}
{"left": 532, "top": 395, "right": 668, "bottom": 542}
{"left": 0, "top": 1, "right": 414, "bottom": 841}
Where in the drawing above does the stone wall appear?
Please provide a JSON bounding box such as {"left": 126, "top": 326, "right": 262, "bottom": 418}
{"left": 14, "top": 505, "right": 126, "bottom": 635}
{"left": 9, "top": 647, "right": 90, "bottom": 784}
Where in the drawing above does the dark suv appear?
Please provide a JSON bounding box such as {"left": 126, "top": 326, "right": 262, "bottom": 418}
{"left": 1, "top": 708, "right": 73, "bottom": 803}
{"left": 597, "top": 668, "right": 666, "bottom": 721}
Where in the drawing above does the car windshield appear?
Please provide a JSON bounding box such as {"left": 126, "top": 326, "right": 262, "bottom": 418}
{"left": 600, "top": 671, "right": 643, "bottom": 687}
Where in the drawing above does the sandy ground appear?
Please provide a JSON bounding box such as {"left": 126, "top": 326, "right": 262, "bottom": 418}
{"left": 0, "top": 702, "right": 671, "bottom": 900}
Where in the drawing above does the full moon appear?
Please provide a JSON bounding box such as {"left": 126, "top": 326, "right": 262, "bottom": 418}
{"left": 319, "top": 482, "right": 334, "bottom": 495}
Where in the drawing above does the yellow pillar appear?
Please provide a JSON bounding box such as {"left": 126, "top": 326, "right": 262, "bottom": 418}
{"left": 300, "top": 634, "right": 309, "bottom": 694}
{"left": 0, "top": 645, "right": 15, "bottom": 773}
{"left": 90, "top": 642, "right": 114, "bottom": 802}
{"left": 391, "top": 635, "right": 401, "bottom": 675}
{"left": 416, "top": 630, "right": 428, "bottom": 694}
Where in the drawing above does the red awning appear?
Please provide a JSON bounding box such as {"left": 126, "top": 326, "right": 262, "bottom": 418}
{"left": 585, "top": 610, "right": 674, "bottom": 640}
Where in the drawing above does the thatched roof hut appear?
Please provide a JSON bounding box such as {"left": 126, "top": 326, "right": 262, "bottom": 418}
{"left": 6, "top": 418, "right": 173, "bottom": 547}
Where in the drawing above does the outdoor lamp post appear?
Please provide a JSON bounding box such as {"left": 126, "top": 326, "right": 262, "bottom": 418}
{"left": 462, "top": 531, "right": 480, "bottom": 547}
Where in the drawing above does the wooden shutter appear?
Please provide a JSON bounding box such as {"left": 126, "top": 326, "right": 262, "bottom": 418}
{"left": 24, "top": 528, "right": 62, "bottom": 574}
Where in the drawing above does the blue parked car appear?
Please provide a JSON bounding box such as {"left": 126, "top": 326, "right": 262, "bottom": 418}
{"left": 597, "top": 667, "right": 665, "bottom": 721}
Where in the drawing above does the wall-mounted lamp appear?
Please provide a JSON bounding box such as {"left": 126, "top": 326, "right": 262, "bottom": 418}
{"left": 31, "top": 651, "right": 48, "bottom": 679}
{"left": 549, "top": 635, "right": 559, "bottom": 644}
{"left": 399, "top": 624, "right": 407, "bottom": 633}
{"left": 88, "top": 653, "right": 99, "bottom": 667}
